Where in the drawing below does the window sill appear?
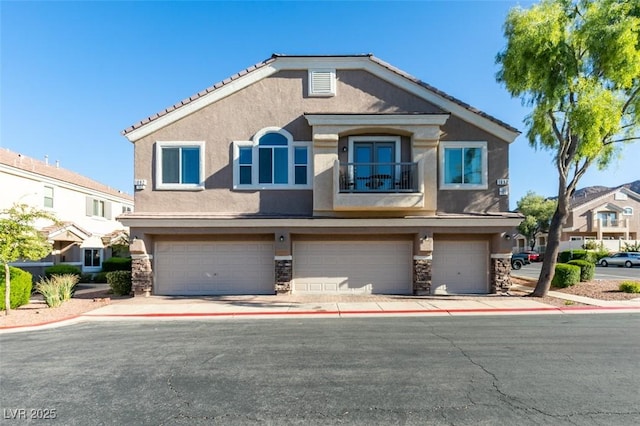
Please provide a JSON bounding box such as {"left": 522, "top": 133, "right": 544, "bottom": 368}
{"left": 440, "top": 184, "right": 488, "bottom": 190}
{"left": 233, "top": 184, "right": 312, "bottom": 191}
{"left": 155, "top": 184, "right": 205, "bottom": 191}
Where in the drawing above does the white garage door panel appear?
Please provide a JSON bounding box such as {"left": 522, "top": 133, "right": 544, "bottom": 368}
{"left": 293, "top": 241, "right": 412, "bottom": 294}
{"left": 155, "top": 241, "right": 274, "bottom": 295}
{"left": 431, "top": 240, "right": 488, "bottom": 295}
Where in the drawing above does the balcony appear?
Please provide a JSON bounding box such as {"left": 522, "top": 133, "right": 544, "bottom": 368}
{"left": 333, "top": 161, "right": 425, "bottom": 211}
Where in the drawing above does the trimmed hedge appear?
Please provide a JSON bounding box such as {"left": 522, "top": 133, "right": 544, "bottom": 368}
{"left": 107, "top": 271, "right": 132, "bottom": 296}
{"left": 619, "top": 281, "right": 640, "bottom": 294}
{"left": 551, "top": 263, "right": 581, "bottom": 288}
{"left": 101, "top": 257, "right": 132, "bottom": 272}
{"left": 558, "top": 249, "right": 597, "bottom": 264}
{"left": 567, "top": 259, "right": 595, "bottom": 282}
{"left": 45, "top": 264, "right": 81, "bottom": 278}
{"left": 0, "top": 266, "right": 33, "bottom": 310}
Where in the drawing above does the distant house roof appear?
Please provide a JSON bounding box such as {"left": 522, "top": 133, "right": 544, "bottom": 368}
{"left": 122, "top": 54, "right": 519, "bottom": 142}
{"left": 570, "top": 185, "right": 640, "bottom": 209}
{"left": 0, "top": 148, "right": 133, "bottom": 202}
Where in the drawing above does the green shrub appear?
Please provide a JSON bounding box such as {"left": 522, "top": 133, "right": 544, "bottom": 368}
{"left": 80, "top": 273, "right": 94, "bottom": 283}
{"left": 551, "top": 263, "right": 581, "bottom": 288}
{"left": 107, "top": 271, "right": 132, "bottom": 296}
{"left": 0, "top": 267, "right": 33, "bottom": 310}
{"left": 101, "top": 257, "right": 131, "bottom": 272}
{"left": 558, "top": 250, "right": 573, "bottom": 263}
{"left": 56, "top": 274, "right": 79, "bottom": 302}
{"left": 93, "top": 272, "right": 109, "bottom": 283}
{"left": 619, "top": 281, "right": 640, "bottom": 294}
{"left": 559, "top": 249, "right": 597, "bottom": 264}
{"left": 567, "top": 259, "right": 595, "bottom": 282}
{"left": 36, "top": 277, "right": 62, "bottom": 308}
{"left": 622, "top": 242, "right": 640, "bottom": 252}
{"left": 35, "top": 274, "right": 79, "bottom": 307}
{"left": 45, "top": 264, "right": 81, "bottom": 278}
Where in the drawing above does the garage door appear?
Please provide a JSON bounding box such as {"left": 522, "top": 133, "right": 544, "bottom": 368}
{"left": 154, "top": 241, "right": 274, "bottom": 295}
{"left": 431, "top": 240, "right": 489, "bottom": 295}
{"left": 293, "top": 241, "right": 412, "bottom": 294}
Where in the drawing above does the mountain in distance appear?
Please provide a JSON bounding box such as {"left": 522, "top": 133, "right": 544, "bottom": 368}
{"left": 570, "top": 179, "right": 640, "bottom": 201}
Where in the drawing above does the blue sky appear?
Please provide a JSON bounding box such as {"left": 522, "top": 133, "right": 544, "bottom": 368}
{"left": 2, "top": 0, "right": 638, "bottom": 209}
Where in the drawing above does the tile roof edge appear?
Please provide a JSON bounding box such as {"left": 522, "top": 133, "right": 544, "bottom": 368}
{"left": 122, "top": 53, "right": 519, "bottom": 137}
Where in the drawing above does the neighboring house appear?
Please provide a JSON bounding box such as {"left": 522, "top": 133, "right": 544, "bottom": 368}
{"left": 121, "top": 54, "right": 521, "bottom": 297}
{"left": 514, "top": 184, "right": 640, "bottom": 253}
{"left": 0, "top": 148, "right": 134, "bottom": 278}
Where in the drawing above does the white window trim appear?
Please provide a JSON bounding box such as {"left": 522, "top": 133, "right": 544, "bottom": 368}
{"left": 43, "top": 185, "right": 54, "bottom": 209}
{"left": 308, "top": 69, "right": 336, "bottom": 97}
{"left": 623, "top": 206, "right": 633, "bottom": 216}
{"left": 155, "top": 141, "right": 205, "bottom": 191}
{"left": 233, "top": 128, "right": 312, "bottom": 190}
{"left": 439, "top": 141, "right": 488, "bottom": 190}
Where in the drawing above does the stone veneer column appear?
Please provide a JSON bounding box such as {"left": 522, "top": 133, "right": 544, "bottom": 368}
{"left": 491, "top": 254, "right": 512, "bottom": 294}
{"left": 275, "top": 256, "right": 292, "bottom": 294}
{"left": 130, "top": 239, "right": 153, "bottom": 297}
{"left": 413, "top": 255, "right": 432, "bottom": 295}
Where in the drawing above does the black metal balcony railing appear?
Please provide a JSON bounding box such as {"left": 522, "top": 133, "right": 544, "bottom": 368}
{"left": 339, "top": 162, "right": 419, "bottom": 193}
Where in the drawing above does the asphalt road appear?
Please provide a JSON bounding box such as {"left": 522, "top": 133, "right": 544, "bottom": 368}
{"left": 2, "top": 315, "right": 640, "bottom": 425}
{"left": 515, "top": 261, "right": 640, "bottom": 281}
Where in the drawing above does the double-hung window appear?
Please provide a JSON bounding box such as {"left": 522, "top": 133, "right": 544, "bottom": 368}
{"left": 440, "top": 141, "right": 488, "bottom": 189}
{"left": 234, "top": 128, "right": 311, "bottom": 189}
{"left": 155, "top": 141, "right": 205, "bottom": 190}
{"left": 43, "top": 186, "right": 54, "bottom": 208}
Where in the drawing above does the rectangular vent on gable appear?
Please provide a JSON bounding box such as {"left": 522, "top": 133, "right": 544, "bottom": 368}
{"left": 309, "top": 69, "right": 336, "bottom": 97}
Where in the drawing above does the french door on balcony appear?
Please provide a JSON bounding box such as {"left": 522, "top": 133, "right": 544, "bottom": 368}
{"left": 352, "top": 141, "right": 396, "bottom": 191}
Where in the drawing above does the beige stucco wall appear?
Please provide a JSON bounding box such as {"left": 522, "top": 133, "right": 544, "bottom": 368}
{"left": 564, "top": 192, "right": 640, "bottom": 239}
{"left": 132, "top": 69, "right": 509, "bottom": 216}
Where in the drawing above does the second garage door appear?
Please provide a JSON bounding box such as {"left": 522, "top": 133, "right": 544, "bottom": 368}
{"left": 431, "top": 240, "right": 489, "bottom": 294}
{"left": 154, "top": 241, "right": 274, "bottom": 296}
{"left": 293, "top": 240, "right": 412, "bottom": 294}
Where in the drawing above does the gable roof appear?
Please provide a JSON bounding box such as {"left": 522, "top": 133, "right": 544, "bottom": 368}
{"left": 0, "top": 148, "right": 133, "bottom": 202}
{"left": 570, "top": 186, "right": 640, "bottom": 210}
{"left": 122, "top": 54, "right": 520, "bottom": 143}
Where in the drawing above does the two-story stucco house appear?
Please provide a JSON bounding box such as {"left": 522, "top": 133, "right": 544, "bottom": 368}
{"left": 121, "top": 54, "right": 522, "bottom": 297}
{"left": 0, "top": 148, "right": 134, "bottom": 277}
{"left": 561, "top": 186, "right": 640, "bottom": 249}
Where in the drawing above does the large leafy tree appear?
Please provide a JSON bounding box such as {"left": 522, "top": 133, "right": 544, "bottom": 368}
{"left": 516, "top": 192, "right": 557, "bottom": 250}
{"left": 0, "top": 204, "right": 57, "bottom": 315}
{"left": 496, "top": 0, "right": 640, "bottom": 296}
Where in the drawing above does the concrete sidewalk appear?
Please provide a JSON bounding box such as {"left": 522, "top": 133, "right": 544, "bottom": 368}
{"left": 3, "top": 287, "right": 639, "bottom": 334}
{"left": 80, "top": 289, "right": 640, "bottom": 322}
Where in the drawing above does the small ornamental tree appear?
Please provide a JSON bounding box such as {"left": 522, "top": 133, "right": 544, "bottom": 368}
{"left": 0, "top": 204, "right": 58, "bottom": 315}
{"left": 497, "top": 0, "right": 640, "bottom": 296}
{"left": 516, "top": 191, "right": 557, "bottom": 250}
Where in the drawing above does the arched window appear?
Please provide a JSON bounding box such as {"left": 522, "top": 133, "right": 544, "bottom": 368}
{"left": 234, "top": 128, "right": 311, "bottom": 189}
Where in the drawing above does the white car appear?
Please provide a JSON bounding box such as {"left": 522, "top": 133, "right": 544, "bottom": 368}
{"left": 599, "top": 252, "right": 640, "bottom": 268}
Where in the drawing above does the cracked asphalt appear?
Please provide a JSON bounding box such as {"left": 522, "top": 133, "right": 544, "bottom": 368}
{"left": 1, "top": 314, "right": 639, "bottom": 425}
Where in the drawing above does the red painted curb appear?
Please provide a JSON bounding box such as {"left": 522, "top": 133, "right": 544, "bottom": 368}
{"left": 79, "top": 305, "right": 640, "bottom": 319}
{"left": 0, "top": 315, "right": 81, "bottom": 330}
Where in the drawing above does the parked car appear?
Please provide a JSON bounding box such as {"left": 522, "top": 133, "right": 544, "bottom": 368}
{"left": 511, "top": 253, "right": 531, "bottom": 270}
{"left": 598, "top": 252, "right": 640, "bottom": 268}
{"left": 521, "top": 250, "right": 542, "bottom": 262}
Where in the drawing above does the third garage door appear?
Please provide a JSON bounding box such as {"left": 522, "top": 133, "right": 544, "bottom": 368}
{"left": 431, "top": 239, "right": 489, "bottom": 294}
{"left": 293, "top": 240, "right": 412, "bottom": 294}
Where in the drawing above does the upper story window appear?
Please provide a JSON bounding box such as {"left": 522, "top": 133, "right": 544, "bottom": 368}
{"left": 623, "top": 207, "right": 633, "bottom": 216}
{"left": 155, "top": 141, "right": 205, "bottom": 190}
{"left": 439, "top": 141, "right": 488, "bottom": 190}
{"left": 43, "top": 185, "right": 54, "bottom": 208}
{"left": 233, "top": 128, "right": 311, "bottom": 190}
{"left": 86, "top": 197, "right": 111, "bottom": 219}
